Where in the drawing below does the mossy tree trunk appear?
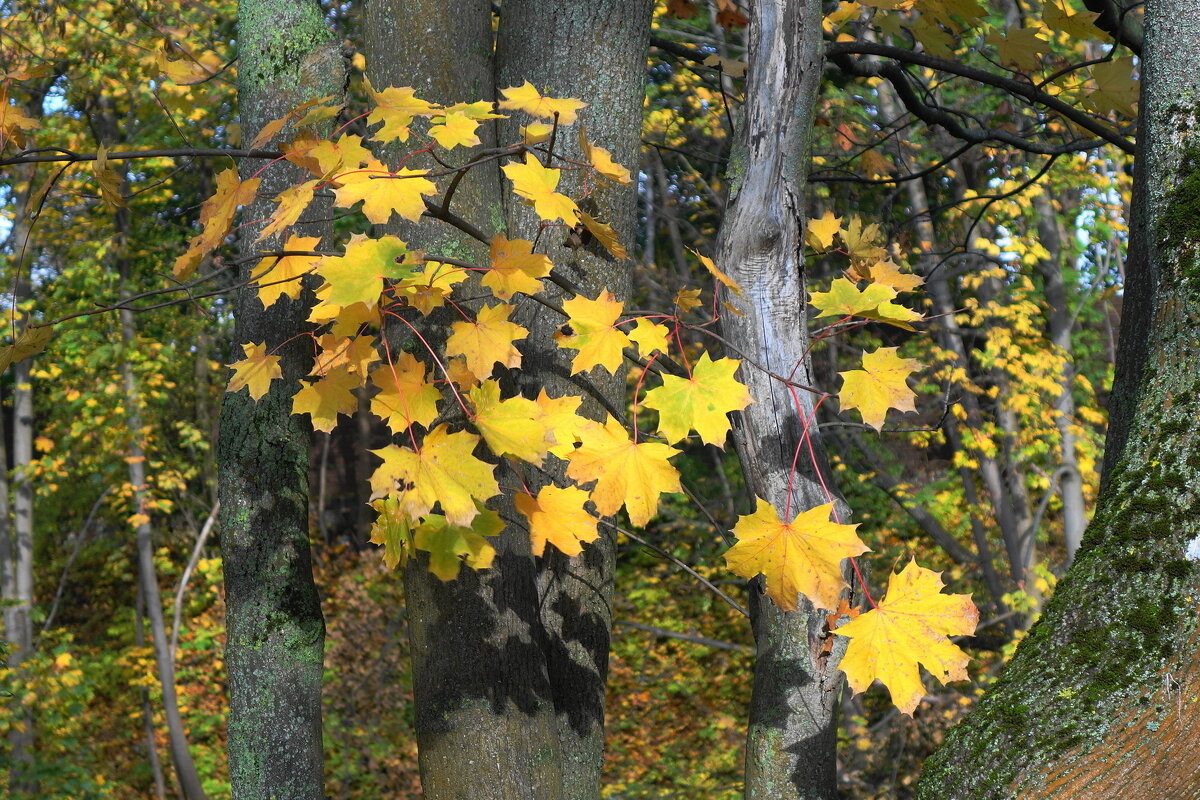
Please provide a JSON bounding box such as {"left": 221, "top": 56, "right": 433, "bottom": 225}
{"left": 363, "top": 2, "right": 650, "bottom": 798}
{"left": 218, "top": 3, "right": 345, "bottom": 799}
{"left": 917, "top": 3, "right": 1200, "bottom": 796}
{"left": 710, "top": 1, "right": 844, "bottom": 798}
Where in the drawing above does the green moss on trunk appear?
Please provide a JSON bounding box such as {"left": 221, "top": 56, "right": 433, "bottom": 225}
{"left": 219, "top": 3, "right": 343, "bottom": 799}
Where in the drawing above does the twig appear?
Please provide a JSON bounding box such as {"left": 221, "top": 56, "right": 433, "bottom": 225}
{"left": 615, "top": 619, "right": 753, "bottom": 653}
{"left": 40, "top": 488, "right": 112, "bottom": 635}
{"left": 604, "top": 519, "right": 748, "bottom": 618}
{"left": 169, "top": 501, "right": 219, "bottom": 667}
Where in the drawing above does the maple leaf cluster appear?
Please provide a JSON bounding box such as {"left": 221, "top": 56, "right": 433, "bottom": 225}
{"left": 214, "top": 81, "right": 975, "bottom": 716}
{"left": 220, "top": 82, "right": 751, "bottom": 587}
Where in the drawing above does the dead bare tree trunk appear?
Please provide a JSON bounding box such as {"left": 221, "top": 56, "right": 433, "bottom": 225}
{"left": 711, "top": 1, "right": 843, "bottom": 797}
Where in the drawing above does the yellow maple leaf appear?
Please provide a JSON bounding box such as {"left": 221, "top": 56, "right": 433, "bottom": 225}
{"left": 0, "top": 100, "right": 37, "bottom": 148}
{"left": 643, "top": 353, "right": 753, "bottom": 447}
{"left": 626, "top": 318, "right": 671, "bottom": 357}
{"left": 257, "top": 180, "right": 319, "bottom": 242}
{"left": 839, "top": 217, "right": 885, "bottom": 262}
{"left": 156, "top": 40, "right": 222, "bottom": 85}
{"left": 292, "top": 365, "right": 359, "bottom": 433}
{"left": 483, "top": 234, "right": 553, "bottom": 301}
{"left": 1043, "top": 0, "right": 1101, "bottom": 39}
{"left": 811, "top": 278, "right": 896, "bottom": 317}
{"left": 369, "top": 495, "right": 412, "bottom": 569}
{"left": 284, "top": 134, "right": 374, "bottom": 179}
{"left": 226, "top": 341, "right": 281, "bottom": 400}
{"left": 310, "top": 333, "right": 379, "bottom": 383}
{"left": 370, "top": 425, "right": 499, "bottom": 526}
{"left": 333, "top": 158, "right": 437, "bottom": 224}
{"left": 861, "top": 259, "right": 924, "bottom": 293}
{"left": 468, "top": 380, "right": 552, "bottom": 463}
{"left": 566, "top": 417, "right": 682, "bottom": 527}
{"left": 248, "top": 95, "right": 341, "bottom": 151}
{"left": 395, "top": 259, "right": 469, "bottom": 315}
{"left": 308, "top": 290, "right": 381, "bottom": 336}
{"left": 534, "top": 390, "right": 590, "bottom": 458}
{"left": 673, "top": 287, "right": 703, "bottom": 313}
{"left": 521, "top": 121, "right": 554, "bottom": 144}
{"left": 823, "top": 1, "right": 861, "bottom": 32}
{"left": 369, "top": 355, "right": 441, "bottom": 433}
{"left": 174, "top": 168, "right": 261, "bottom": 279}
{"left": 578, "top": 211, "right": 629, "bottom": 259}
{"left": 556, "top": 289, "right": 632, "bottom": 374}
{"left": 835, "top": 559, "right": 978, "bottom": 715}
{"left": 429, "top": 111, "right": 481, "bottom": 149}
{"left": 413, "top": 508, "right": 504, "bottom": 580}
{"left": 691, "top": 248, "right": 743, "bottom": 296}
{"left": 515, "top": 484, "right": 600, "bottom": 557}
{"left": 498, "top": 82, "right": 588, "bottom": 125}
{"left": 365, "top": 81, "right": 441, "bottom": 142}
{"left": 444, "top": 100, "right": 507, "bottom": 121}
{"left": 316, "top": 234, "right": 412, "bottom": 309}
{"left": 910, "top": 15, "right": 957, "bottom": 58}
{"left": 0, "top": 323, "right": 52, "bottom": 373}
{"left": 443, "top": 356, "right": 479, "bottom": 390}
{"left": 724, "top": 499, "right": 869, "bottom": 611}
{"left": 1089, "top": 58, "right": 1139, "bottom": 117}
{"left": 446, "top": 303, "right": 528, "bottom": 379}
{"left": 986, "top": 27, "right": 1046, "bottom": 72}
{"left": 91, "top": 144, "right": 126, "bottom": 208}
{"left": 502, "top": 157, "right": 581, "bottom": 224}
{"left": 295, "top": 100, "right": 344, "bottom": 129}
{"left": 255, "top": 234, "right": 320, "bottom": 307}
{"left": 807, "top": 210, "right": 844, "bottom": 251}
{"left": 809, "top": 277, "right": 923, "bottom": 329}
{"left": 579, "top": 127, "right": 632, "bottom": 184}
{"left": 838, "top": 347, "right": 924, "bottom": 431}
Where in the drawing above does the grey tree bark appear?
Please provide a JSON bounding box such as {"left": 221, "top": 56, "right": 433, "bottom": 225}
{"left": 710, "top": 1, "right": 844, "bottom": 798}
{"left": 363, "top": 5, "right": 568, "bottom": 799}
{"left": 136, "top": 582, "right": 171, "bottom": 800}
{"left": 363, "top": 2, "right": 650, "bottom": 797}
{"left": 121, "top": 306, "right": 208, "bottom": 800}
{"left": 4, "top": 108, "right": 40, "bottom": 793}
{"left": 495, "top": 4, "right": 650, "bottom": 797}
{"left": 218, "top": 3, "right": 345, "bottom": 799}
{"left": 1033, "top": 191, "right": 1090, "bottom": 565}
{"left": 918, "top": 1, "right": 1200, "bottom": 795}
{"left": 98, "top": 101, "right": 209, "bottom": 799}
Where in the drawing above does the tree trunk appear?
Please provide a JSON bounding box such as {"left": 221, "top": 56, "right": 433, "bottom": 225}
{"left": 218, "top": 3, "right": 344, "bottom": 799}
{"left": 495, "top": 3, "right": 650, "bottom": 797}
{"left": 363, "top": 2, "right": 650, "bottom": 797}
{"left": 918, "top": 3, "right": 1200, "bottom": 795}
{"left": 136, "top": 582, "right": 171, "bottom": 800}
{"left": 101, "top": 100, "right": 209, "bottom": 798}
{"left": 122, "top": 306, "right": 209, "bottom": 800}
{"left": 364, "top": 5, "right": 567, "bottom": 798}
{"left": 1033, "top": 191, "right": 1090, "bottom": 565}
{"left": 6, "top": 359, "right": 34, "bottom": 793}
{"left": 711, "top": 1, "right": 842, "bottom": 798}
{"left": 4, "top": 137, "right": 40, "bottom": 796}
